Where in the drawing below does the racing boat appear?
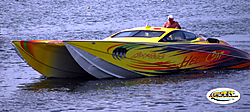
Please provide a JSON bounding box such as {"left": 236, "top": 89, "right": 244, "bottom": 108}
{"left": 12, "top": 26, "right": 250, "bottom": 78}
{"left": 64, "top": 26, "right": 250, "bottom": 79}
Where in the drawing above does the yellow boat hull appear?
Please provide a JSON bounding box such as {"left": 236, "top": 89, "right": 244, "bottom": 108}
{"left": 11, "top": 40, "right": 93, "bottom": 78}
{"left": 64, "top": 40, "right": 250, "bottom": 78}
{"left": 11, "top": 27, "right": 250, "bottom": 79}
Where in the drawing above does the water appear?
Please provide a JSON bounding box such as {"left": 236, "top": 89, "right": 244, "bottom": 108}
{"left": 1, "top": 0, "right": 250, "bottom": 111}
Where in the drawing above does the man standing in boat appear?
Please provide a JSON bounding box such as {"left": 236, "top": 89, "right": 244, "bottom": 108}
{"left": 163, "top": 15, "right": 181, "bottom": 29}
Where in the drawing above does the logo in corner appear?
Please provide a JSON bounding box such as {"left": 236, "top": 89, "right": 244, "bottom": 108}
{"left": 206, "top": 88, "right": 241, "bottom": 104}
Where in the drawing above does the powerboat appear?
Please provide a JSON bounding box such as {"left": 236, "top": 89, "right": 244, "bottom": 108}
{"left": 12, "top": 26, "right": 250, "bottom": 79}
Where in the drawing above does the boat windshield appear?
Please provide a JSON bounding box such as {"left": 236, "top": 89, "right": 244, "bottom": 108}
{"left": 112, "top": 31, "right": 165, "bottom": 38}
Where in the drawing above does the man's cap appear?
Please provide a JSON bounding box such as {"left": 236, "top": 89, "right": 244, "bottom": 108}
{"left": 168, "top": 15, "right": 174, "bottom": 19}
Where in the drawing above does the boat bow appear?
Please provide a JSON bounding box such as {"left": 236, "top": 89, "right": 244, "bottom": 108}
{"left": 64, "top": 41, "right": 144, "bottom": 79}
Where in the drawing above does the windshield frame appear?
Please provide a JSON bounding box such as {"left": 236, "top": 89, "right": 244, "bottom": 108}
{"left": 112, "top": 30, "right": 165, "bottom": 38}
